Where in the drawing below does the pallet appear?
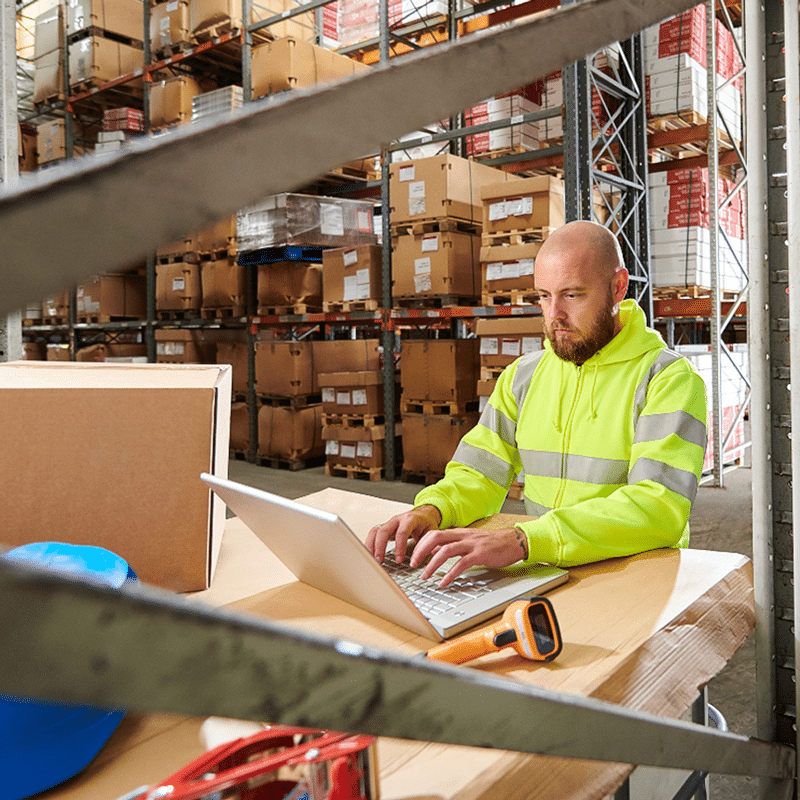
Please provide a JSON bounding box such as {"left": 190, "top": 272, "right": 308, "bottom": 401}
{"left": 41, "top": 316, "right": 68, "bottom": 326}
{"left": 481, "top": 290, "right": 540, "bottom": 307}
{"left": 200, "top": 306, "right": 246, "bottom": 321}
{"left": 653, "top": 285, "right": 739, "bottom": 301}
{"left": 230, "top": 449, "right": 249, "bottom": 461}
{"left": 67, "top": 26, "right": 143, "bottom": 48}
{"left": 259, "top": 393, "right": 323, "bottom": 408}
{"left": 77, "top": 314, "right": 142, "bottom": 324}
{"left": 325, "top": 463, "right": 385, "bottom": 482}
{"left": 198, "top": 247, "right": 237, "bottom": 262}
{"left": 238, "top": 246, "right": 326, "bottom": 266}
{"left": 153, "top": 40, "right": 194, "bottom": 61}
{"left": 231, "top": 393, "right": 248, "bottom": 404}
{"left": 22, "top": 318, "right": 43, "bottom": 327}
{"left": 156, "top": 309, "right": 201, "bottom": 321}
{"left": 393, "top": 294, "right": 479, "bottom": 309}
{"left": 480, "top": 366, "right": 505, "bottom": 381}
{"left": 35, "top": 92, "right": 65, "bottom": 108}
{"left": 481, "top": 227, "right": 555, "bottom": 247}
{"left": 156, "top": 252, "right": 197, "bottom": 265}
{"left": 256, "top": 304, "right": 322, "bottom": 316}
{"left": 401, "top": 469, "right": 443, "bottom": 486}
{"left": 390, "top": 217, "right": 481, "bottom": 238}
{"left": 322, "top": 299, "right": 380, "bottom": 313}
{"left": 321, "top": 412, "right": 393, "bottom": 429}
{"left": 257, "top": 454, "right": 326, "bottom": 471}
{"left": 471, "top": 144, "right": 539, "bottom": 162}
{"left": 647, "top": 109, "right": 707, "bottom": 133}
{"left": 401, "top": 399, "right": 479, "bottom": 415}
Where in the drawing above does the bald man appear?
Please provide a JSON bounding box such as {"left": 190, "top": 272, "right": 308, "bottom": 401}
{"left": 367, "top": 220, "right": 708, "bottom": 586}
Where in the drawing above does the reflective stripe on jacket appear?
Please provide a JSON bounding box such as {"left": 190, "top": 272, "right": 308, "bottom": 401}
{"left": 414, "top": 299, "right": 708, "bottom": 567}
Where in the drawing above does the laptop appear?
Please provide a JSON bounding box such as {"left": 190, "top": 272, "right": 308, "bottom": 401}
{"left": 201, "top": 473, "right": 568, "bottom": 641}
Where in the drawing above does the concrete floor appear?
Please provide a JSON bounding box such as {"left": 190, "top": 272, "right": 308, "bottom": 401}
{"left": 228, "top": 458, "right": 758, "bottom": 799}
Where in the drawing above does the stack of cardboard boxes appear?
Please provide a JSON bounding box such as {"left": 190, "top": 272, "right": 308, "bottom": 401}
{"left": 389, "top": 153, "right": 520, "bottom": 305}
{"left": 321, "top": 245, "right": 383, "bottom": 312}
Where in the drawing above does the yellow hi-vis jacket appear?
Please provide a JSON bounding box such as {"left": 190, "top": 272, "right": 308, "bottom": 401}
{"left": 414, "top": 299, "right": 708, "bottom": 567}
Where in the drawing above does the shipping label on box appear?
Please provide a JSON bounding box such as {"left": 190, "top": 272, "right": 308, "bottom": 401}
{"left": 481, "top": 175, "right": 565, "bottom": 234}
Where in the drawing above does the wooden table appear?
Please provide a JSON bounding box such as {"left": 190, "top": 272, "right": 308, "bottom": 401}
{"left": 41, "top": 488, "right": 754, "bottom": 800}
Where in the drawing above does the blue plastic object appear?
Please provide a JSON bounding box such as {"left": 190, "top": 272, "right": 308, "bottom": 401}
{"left": 0, "top": 542, "right": 137, "bottom": 800}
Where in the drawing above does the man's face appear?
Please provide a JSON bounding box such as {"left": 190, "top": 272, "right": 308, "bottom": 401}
{"left": 534, "top": 247, "right": 621, "bottom": 365}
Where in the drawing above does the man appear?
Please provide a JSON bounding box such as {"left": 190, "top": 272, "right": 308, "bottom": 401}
{"left": 367, "top": 220, "right": 708, "bottom": 587}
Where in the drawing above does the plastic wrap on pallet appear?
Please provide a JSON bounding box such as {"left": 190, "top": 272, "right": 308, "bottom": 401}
{"left": 237, "top": 193, "right": 377, "bottom": 250}
{"left": 192, "top": 86, "right": 244, "bottom": 122}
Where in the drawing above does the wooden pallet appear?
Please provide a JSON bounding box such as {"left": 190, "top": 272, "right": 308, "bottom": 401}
{"left": 35, "top": 92, "right": 65, "bottom": 108}
{"left": 401, "top": 469, "right": 443, "bottom": 486}
{"left": 401, "top": 399, "right": 479, "bottom": 416}
{"left": 481, "top": 227, "right": 555, "bottom": 247}
{"left": 155, "top": 309, "right": 201, "bottom": 321}
{"left": 153, "top": 40, "right": 194, "bottom": 61}
{"left": 231, "top": 393, "right": 248, "bottom": 404}
{"left": 325, "top": 463, "right": 385, "bottom": 482}
{"left": 77, "top": 314, "right": 142, "bottom": 324}
{"left": 481, "top": 290, "right": 540, "bottom": 307}
{"left": 647, "top": 109, "right": 707, "bottom": 133}
{"left": 22, "top": 318, "right": 43, "bottom": 327}
{"left": 256, "top": 304, "right": 322, "bottom": 316}
{"left": 390, "top": 217, "right": 481, "bottom": 238}
{"left": 200, "top": 306, "right": 246, "bottom": 321}
{"left": 68, "top": 26, "right": 143, "bottom": 48}
{"left": 198, "top": 247, "right": 237, "bottom": 262}
{"left": 480, "top": 366, "right": 505, "bottom": 381}
{"left": 156, "top": 252, "right": 197, "bottom": 265}
{"left": 322, "top": 299, "right": 380, "bottom": 313}
{"left": 41, "top": 316, "right": 68, "bottom": 326}
{"left": 259, "top": 393, "right": 323, "bottom": 408}
{"left": 230, "top": 449, "right": 249, "bottom": 462}
{"left": 321, "top": 412, "right": 394, "bottom": 429}
{"left": 394, "top": 294, "right": 479, "bottom": 309}
{"left": 257, "top": 454, "right": 326, "bottom": 471}
{"left": 653, "top": 285, "right": 739, "bottom": 301}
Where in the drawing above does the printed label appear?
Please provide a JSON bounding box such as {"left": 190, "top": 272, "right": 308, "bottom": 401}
{"left": 522, "top": 337, "right": 542, "bottom": 354}
{"left": 341, "top": 444, "right": 357, "bottom": 459}
{"left": 343, "top": 274, "right": 358, "bottom": 301}
{"left": 480, "top": 337, "right": 499, "bottom": 355}
{"left": 325, "top": 440, "right": 339, "bottom": 456}
{"left": 489, "top": 201, "right": 508, "bottom": 221}
{"left": 501, "top": 338, "right": 521, "bottom": 357}
{"left": 414, "top": 273, "right": 432, "bottom": 293}
{"left": 167, "top": 0, "right": 179, "bottom": 10}
{"left": 172, "top": 277, "right": 185, "bottom": 291}
{"left": 343, "top": 249, "right": 358, "bottom": 266}
{"left": 322, "top": 388, "right": 336, "bottom": 403}
{"left": 336, "top": 391, "right": 351, "bottom": 405}
{"left": 352, "top": 389, "right": 368, "bottom": 405}
{"left": 421, "top": 235, "right": 439, "bottom": 252}
{"left": 320, "top": 204, "right": 344, "bottom": 236}
{"left": 398, "top": 165, "right": 415, "bottom": 182}
{"left": 414, "top": 257, "right": 431, "bottom": 275}
{"left": 356, "top": 442, "right": 373, "bottom": 457}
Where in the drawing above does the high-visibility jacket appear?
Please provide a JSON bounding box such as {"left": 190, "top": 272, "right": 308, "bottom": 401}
{"left": 414, "top": 299, "right": 708, "bottom": 567}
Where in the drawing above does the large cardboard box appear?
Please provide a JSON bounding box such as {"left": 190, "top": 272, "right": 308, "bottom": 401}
{"left": 216, "top": 341, "right": 249, "bottom": 395}
{"left": 196, "top": 215, "right": 237, "bottom": 255}
{"left": 0, "top": 362, "right": 231, "bottom": 592}
{"left": 18, "top": 124, "right": 38, "bottom": 172}
{"left": 323, "top": 429, "right": 400, "bottom": 470}
{"left": 250, "top": 36, "right": 369, "bottom": 99}
{"left": 322, "top": 245, "right": 382, "bottom": 306}
{"left": 481, "top": 175, "right": 565, "bottom": 235}
{"left": 151, "top": 0, "right": 191, "bottom": 52}
{"left": 400, "top": 339, "right": 479, "bottom": 403}
{"left": 34, "top": 49, "right": 63, "bottom": 105}
{"left": 37, "top": 119, "right": 86, "bottom": 164}
{"left": 68, "top": 0, "right": 144, "bottom": 40}
{"left": 480, "top": 241, "right": 542, "bottom": 295}
{"left": 258, "top": 404, "right": 324, "bottom": 460}
{"left": 229, "top": 400, "right": 250, "bottom": 452}
{"left": 255, "top": 340, "right": 317, "bottom": 396}
{"left": 46, "top": 343, "right": 71, "bottom": 361}
{"left": 201, "top": 257, "right": 246, "bottom": 311}
{"left": 149, "top": 75, "right": 202, "bottom": 129}
{"left": 34, "top": 5, "right": 64, "bottom": 58}
{"left": 77, "top": 274, "right": 146, "bottom": 320}
{"left": 257, "top": 261, "right": 322, "bottom": 310}
{"left": 312, "top": 338, "right": 381, "bottom": 373}
{"left": 475, "top": 316, "right": 545, "bottom": 369}
{"left": 156, "top": 261, "right": 202, "bottom": 311}
{"left": 401, "top": 412, "right": 479, "bottom": 474}
{"left": 68, "top": 35, "right": 144, "bottom": 87}
{"left": 392, "top": 230, "right": 481, "bottom": 299}
{"left": 318, "top": 370, "right": 397, "bottom": 416}
{"left": 389, "top": 154, "right": 519, "bottom": 226}
{"left": 190, "top": 0, "right": 262, "bottom": 38}
{"left": 155, "top": 329, "right": 217, "bottom": 363}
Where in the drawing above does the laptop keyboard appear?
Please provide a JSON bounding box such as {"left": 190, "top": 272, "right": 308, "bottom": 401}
{"left": 381, "top": 554, "right": 496, "bottom": 617}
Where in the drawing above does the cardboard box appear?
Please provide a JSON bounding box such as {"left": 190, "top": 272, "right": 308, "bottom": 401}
{"left": 481, "top": 175, "right": 565, "bottom": 235}
{"left": 151, "top": 0, "right": 191, "bottom": 52}
{"left": 216, "top": 341, "right": 249, "bottom": 396}
{"left": 46, "top": 344, "right": 71, "bottom": 361}
{"left": 190, "top": 0, "right": 260, "bottom": 38}
{"left": 155, "top": 329, "right": 218, "bottom": 364}
{"left": 255, "top": 340, "right": 317, "bottom": 396}
{"left": 76, "top": 343, "right": 108, "bottom": 361}
{"left": 34, "top": 5, "right": 64, "bottom": 58}
{"left": 324, "top": 436, "right": 398, "bottom": 470}
{"left": 0, "top": 362, "right": 231, "bottom": 592}
{"left": 258, "top": 404, "right": 324, "bottom": 460}
{"left": 312, "top": 338, "right": 381, "bottom": 373}
{"left": 401, "top": 412, "right": 479, "bottom": 474}
{"left": 400, "top": 339, "right": 479, "bottom": 403}
{"left": 318, "top": 370, "right": 397, "bottom": 416}
{"left": 77, "top": 274, "right": 146, "bottom": 320}
{"left": 42, "top": 292, "right": 69, "bottom": 320}
{"left": 256, "top": 0, "right": 317, "bottom": 41}
{"left": 33, "top": 49, "right": 63, "bottom": 105}
{"left": 196, "top": 216, "right": 237, "bottom": 254}
{"left": 257, "top": 261, "right": 322, "bottom": 310}
{"left": 37, "top": 119, "right": 86, "bottom": 164}
{"left": 250, "top": 36, "right": 369, "bottom": 99}
{"left": 480, "top": 241, "right": 542, "bottom": 295}
{"left": 201, "top": 257, "right": 246, "bottom": 311}
{"left": 149, "top": 75, "right": 202, "bottom": 129}
{"left": 389, "top": 154, "right": 519, "bottom": 226}
{"left": 105, "top": 342, "right": 148, "bottom": 362}
{"left": 475, "top": 317, "right": 545, "bottom": 368}
{"left": 23, "top": 342, "right": 46, "bottom": 360}
{"left": 68, "top": 0, "right": 144, "bottom": 40}
{"left": 392, "top": 230, "right": 481, "bottom": 299}
{"left": 229, "top": 400, "right": 250, "bottom": 452}
{"left": 68, "top": 35, "right": 143, "bottom": 87}
{"left": 17, "top": 124, "right": 37, "bottom": 172}
{"left": 156, "top": 261, "right": 202, "bottom": 312}
{"left": 322, "top": 245, "right": 382, "bottom": 306}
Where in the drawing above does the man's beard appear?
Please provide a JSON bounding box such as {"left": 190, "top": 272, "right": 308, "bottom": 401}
{"left": 546, "top": 290, "right": 617, "bottom": 365}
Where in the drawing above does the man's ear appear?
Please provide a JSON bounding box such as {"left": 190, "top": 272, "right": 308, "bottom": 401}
{"left": 614, "top": 267, "right": 629, "bottom": 304}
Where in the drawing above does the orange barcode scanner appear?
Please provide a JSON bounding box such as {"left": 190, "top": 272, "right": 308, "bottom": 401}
{"left": 426, "top": 596, "right": 562, "bottom": 665}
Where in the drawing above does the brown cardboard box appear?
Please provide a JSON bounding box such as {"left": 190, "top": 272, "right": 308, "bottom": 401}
{"left": 0, "top": 361, "right": 231, "bottom": 591}
{"left": 480, "top": 241, "right": 542, "bottom": 295}
{"left": 34, "top": 5, "right": 63, "bottom": 58}
{"left": 34, "top": 49, "right": 63, "bottom": 105}
{"left": 190, "top": 0, "right": 258, "bottom": 38}
{"left": 155, "top": 329, "right": 217, "bottom": 364}
{"left": 255, "top": 340, "right": 316, "bottom": 396}
{"left": 392, "top": 230, "right": 481, "bottom": 300}
{"left": 201, "top": 257, "right": 246, "bottom": 312}
{"left": 157, "top": 233, "right": 196, "bottom": 258}
{"left": 312, "top": 338, "right": 381, "bottom": 373}
{"left": 216, "top": 341, "right": 249, "bottom": 396}
{"left": 196, "top": 215, "right": 237, "bottom": 255}
{"left": 69, "top": 36, "right": 144, "bottom": 88}
{"left": 258, "top": 404, "right": 324, "bottom": 460}
{"left": 400, "top": 339, "right": 479, "bottom": 403}
{"left": 150, "top": 0, "right": 191, "bottom": 52}
{"left": 475, "top": 316, "right": 545, "bottom": 369}
{"left": 251, "top": 36, "right": 369, "bottom": 99}
{"left": 23, "top": 342, "right": 46, "bottom": 360}
{"left": 42, "top": 292, "right": 69, "bottom": 320}
{"left": 389, "top": 154, "right": 519, "bottom": 226}
{"left": 105, "top": 343, "right": 148, "bottom": 362}
{"left": 322, "top": 245, "right": 382, "bottom": 306}
{"left": 481, "top": 175, "right": 565, "bottom": 235}
{"left": 257, "top": 0, "right": 316, "bottom": 41}
{"left": 18, "top": 124, "right": 37, "bottom": 172}
{"left": 401, "top": 412, "right": 479, "bottom": 474}
{"left": 229, "top": 401, "right": 249, "bottom": 452}
{"left": 318, "top": 370, "right": 398, "bottom": 416}
{"left": 257, "top": 262, "right": 321, "bottom": 310}
{"left": 77, "top": 274, "right": 146, "bottom": 320}
{"left": 324, "top": 438, "right": 396, "bottom": 470}
{"left": 156, "top": 261, "right": 202, "bottom": 312}
{"left": 76, "top": 343, "right": 109, "bottom": 361}
{"left": 46, "top": 344, "right": 71, "bottom": 361}
{"left": 149, "top": 75, "right": 202, "bottom": 129}
{"left": 37, "top": 119, "right": 86, "bottom": 164}
{"left": 68, "top": 0, "right": 144, "bottom": 40}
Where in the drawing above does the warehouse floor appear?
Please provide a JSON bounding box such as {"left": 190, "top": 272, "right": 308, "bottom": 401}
{"left": 228, "top": 458, "right": 759, "bottom": 799}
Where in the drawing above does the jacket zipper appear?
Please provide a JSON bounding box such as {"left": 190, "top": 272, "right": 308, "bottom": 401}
{"left": 555, "top": 365, "right": 583, "bottom": 505}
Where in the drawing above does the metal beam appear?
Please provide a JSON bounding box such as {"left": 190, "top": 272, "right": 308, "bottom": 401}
{"left": 0, "top": 559, "right": 793, "bottom": 782}
{"left": 0, "top": 0, "right": 701, "bottom": 316}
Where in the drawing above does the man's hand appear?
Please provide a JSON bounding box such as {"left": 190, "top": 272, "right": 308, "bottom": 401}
{"left": 410, "top": 526, "right": 529, "bottom": 588}
{"left": 366, "top": 504, "right": 442, "bottom": 564}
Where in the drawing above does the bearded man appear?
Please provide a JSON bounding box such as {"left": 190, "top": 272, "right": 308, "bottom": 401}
{"left": 367, "top": 220, "right": 708, "bottom": 586}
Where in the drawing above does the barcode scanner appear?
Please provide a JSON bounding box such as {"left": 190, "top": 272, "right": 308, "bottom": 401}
{"left": 426, "top": 596, "right": 562, "bottom": 665}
